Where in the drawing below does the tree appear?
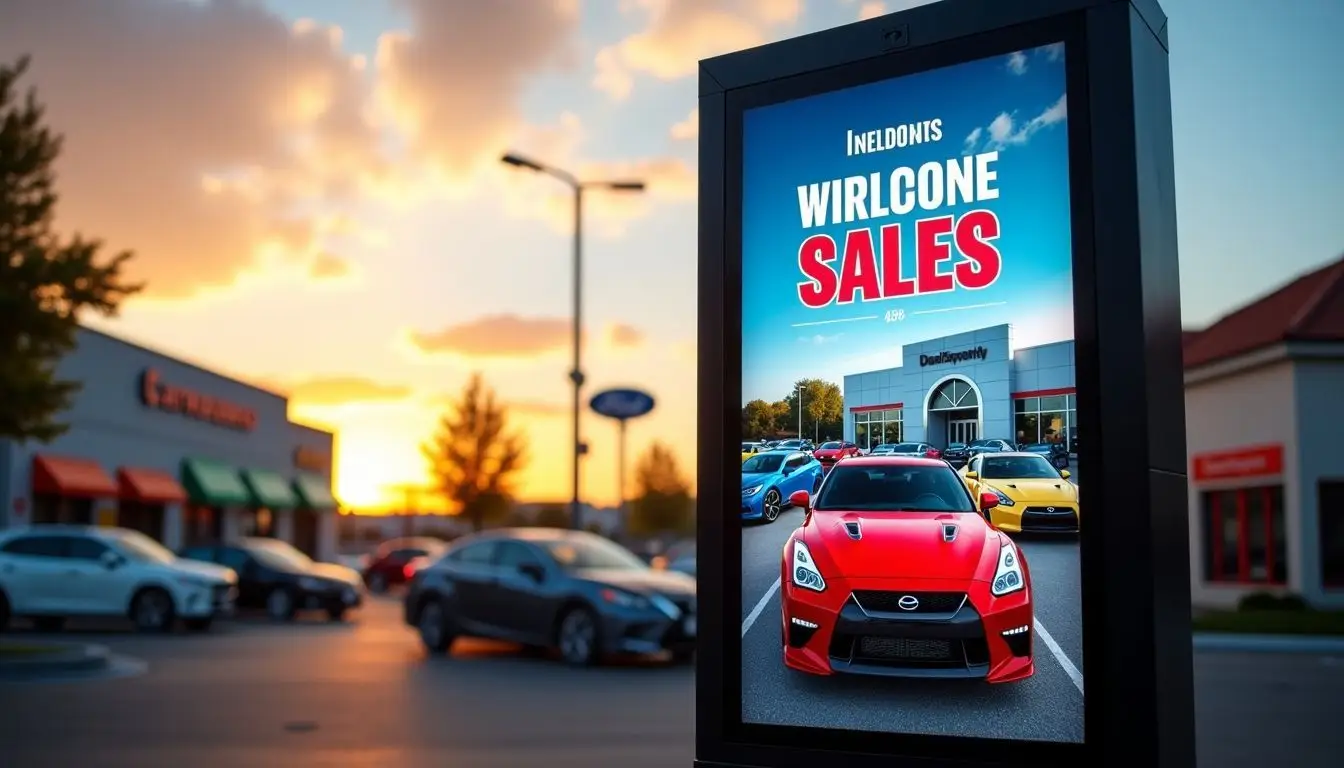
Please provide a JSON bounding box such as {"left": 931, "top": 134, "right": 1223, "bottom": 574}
{"left": 627, "top": 441, "right": 694, "bottom": 536}
{"left": 742, "top": 398, "right": 784, "bottom": 439}
{"left": 421, "top": 373, "right": 528, "bottom": 532}
{"left": 0, "top": 56, "right": 143, "bottom": 442}
{"left": 782, "top": 379, "right": 844, "bottom": 441}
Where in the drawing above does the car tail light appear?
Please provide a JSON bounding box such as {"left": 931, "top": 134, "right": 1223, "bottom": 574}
{"left": 403, "top": 564, "right": 415, "bottom": 579}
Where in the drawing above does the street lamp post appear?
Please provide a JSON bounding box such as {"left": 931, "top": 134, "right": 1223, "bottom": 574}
{"left": 500, "top": 152, "right": 646, "bottom": 530}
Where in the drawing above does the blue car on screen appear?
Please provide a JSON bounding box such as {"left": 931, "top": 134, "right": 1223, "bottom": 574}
{"left": 741, "top": 449, "right": 824, "bottom": 524}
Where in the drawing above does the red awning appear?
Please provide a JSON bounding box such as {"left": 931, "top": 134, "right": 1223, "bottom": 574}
{"left": 31, "top": 454, "right": 118, "bottom": 498}
{"left": 117, "top": 467, "right": 188, "bottom": 504}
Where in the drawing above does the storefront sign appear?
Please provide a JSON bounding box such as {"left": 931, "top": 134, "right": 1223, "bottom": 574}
{"left": 1192, "top": 444, "right": 1283, "bottom": 482}
{"left": 293, "top": 446, "right": 330, "bottom": 472}
{"left": 140, "top": 368, "right": 257, "bottom": 431}
{"left": 919, "top": 345, "right": 988, "bottom": 367}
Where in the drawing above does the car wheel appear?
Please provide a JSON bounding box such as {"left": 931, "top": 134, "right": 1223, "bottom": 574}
{"left": 368, "top": 572, "right": 388, "bottom": 593}
{"left": 266, "top": 588, "right": 297, "bottom": 621}
{"left": 417, "top": 598, "right": 456, "bottom": 654}
{"left": 0, "top": 590, "right": 9, "bottom": 632}
{"left": 762, "top": 488, "right": 782, "bottom": 522}
{"left": 183, "top": 617, "right": 214, "bottom": 632}
{"left": 557, "top": 606, "right": 601, "bottom": 666}
{"left": 326, "top": 607, "right": 347, "bottom": 622}
{"left": 131, "top": 588, "right": 175, "bottom": 633}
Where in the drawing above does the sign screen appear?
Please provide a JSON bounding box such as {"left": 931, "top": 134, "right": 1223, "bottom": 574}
{"left": 739, "top": 43, "right": 1083, "bottom": 744}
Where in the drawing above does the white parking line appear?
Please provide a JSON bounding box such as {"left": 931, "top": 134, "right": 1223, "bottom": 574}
{"left": 742, "top": 577, "right": 781, "bottom": 637}
{"left": 739, "top": 577, "right": 1086, "bottom": 696}
{"left": 1034, "top": 618, "right": 1084, "bottom": 694}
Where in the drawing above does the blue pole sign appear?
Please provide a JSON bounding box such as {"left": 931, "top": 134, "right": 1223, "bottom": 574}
{"left": 589, "top": 388, "right": 655, "bottom": 420}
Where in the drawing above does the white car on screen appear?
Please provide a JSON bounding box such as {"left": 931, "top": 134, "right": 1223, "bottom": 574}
{"left": 0, "top": 525, "right": 238, "bottom": 633}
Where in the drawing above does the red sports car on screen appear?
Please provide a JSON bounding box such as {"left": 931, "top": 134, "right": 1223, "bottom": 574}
{"left": 779, "top": 456, "right": 1033, "bottom": 683}
{"left": 812, "top": 440, "right": 861, "bottom": 472}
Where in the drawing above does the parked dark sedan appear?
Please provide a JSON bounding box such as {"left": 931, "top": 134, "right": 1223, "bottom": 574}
{"left": 179, "top": 537, "right": 364, "bottom": 622}
{"left": 363, "top": 536, "right": 448, "bottom": 593}
{"left": 942, "top": 442, "right": 971, "bottom": 467}
{"left": 404, "top": 528, "right": 697, "bottom": 666}
{"left": 1023, "top": 441, "right": 1072, "bottom": 469}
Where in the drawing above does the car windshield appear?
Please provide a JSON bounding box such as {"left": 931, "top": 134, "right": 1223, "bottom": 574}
{"left": 247, "top": 539, "right": 313, "bottom": 570}
{"left": 741, "top": 443, "right": 755, "bottom": 451}
{"left": 108, "top": 529, "right": 176, "bottom": 564}
{"left": 819, "top": 442, "right": 841, "bottom": 449}
{"left": 948, "top": 443, "right": 966, "bottom": 450}
{"left": 980, "top": 455, "right": 1062, "bottom": 479}
{"left": 969, "top": 439, "right": 996, "bottom": 447}
{"left": 813, "top": 464, "right": 974, "bottom": 513}
{"left": 1024, "top": 443, "right": 1053, "bottom": 452}
{"left": 890, "top": 443, "right": 921, "bottom": 452}
{"left": 776, "top": 440, "right": 801, "bottom": 448}
{"left": 742, "top": 453, "right": 785, "bottom": 473}
{"left": 540, "top": 536, "right": 648, "bottom": 571}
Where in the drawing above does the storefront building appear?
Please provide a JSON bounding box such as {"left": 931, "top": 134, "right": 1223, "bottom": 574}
{"left": 0, "top": 328, "right": 341, "bottom": 562}
{"left": 841, "top": 323, "right": 1078, "bottom": 453}
{"left": 1183, "top": 255, "right": 1344, "bottom": 609}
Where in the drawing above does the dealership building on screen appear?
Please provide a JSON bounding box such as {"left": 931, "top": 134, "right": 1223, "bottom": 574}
{"left": 841, "top": 323, "right": 1078, "bottom": 453}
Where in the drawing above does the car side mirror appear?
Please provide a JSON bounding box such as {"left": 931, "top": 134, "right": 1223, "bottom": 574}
{"left": 789, "top": 490, "right": 811, "bottom": 510}
{"left": 101, "top": 551, "right": 125, "bottom": 570}
{"left": 979, "top": 491, "right": 999, "bottom": 511}
{"left": 964, "top": 471, "right": 978, "bottom": 480}
{"left": 519, "top": 562, "right": 546, "bottom": 582}
{"left": 1060, "top": 469, "right": 1071, "bottom": 479}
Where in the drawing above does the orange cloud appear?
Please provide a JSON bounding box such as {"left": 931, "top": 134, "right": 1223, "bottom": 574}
{"left": 594, "top": 0, "right": 802, "bottom": 100}
{"left": 309, "top": 252, "right": 352, "bottom": 279}
{"left": 374, "top": 0, "right": 581, "bottom": 181}
{"left": 606, "top": 323, "right": 646, "bottom": 348}
{"left": 411, "top": 314, "right": 574, "bottom": 358}
{"left": 285, "top": 376, "right": 413, "bottom": 406}
{"left": 0, "top": 0, "right": 384, "bottom": 299}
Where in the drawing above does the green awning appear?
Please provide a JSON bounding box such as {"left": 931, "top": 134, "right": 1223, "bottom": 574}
{"left": 292, "top": 473, "right": 339, "bottom": 510}
{"left": 181, "top": 458, "right": 252, "bottom": 507}
{"left": 241, "top": 469, "right": 300, "bottom": 509}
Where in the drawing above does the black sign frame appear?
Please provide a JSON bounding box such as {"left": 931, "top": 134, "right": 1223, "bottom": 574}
{"left": 696, "top": 1, "right": 1192, "bottom": 766}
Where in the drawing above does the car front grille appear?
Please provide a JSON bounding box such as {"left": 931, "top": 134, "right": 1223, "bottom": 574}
{"left": 1021, "top": 506, "right": 1079, "bottom": 532}
{"left": 829, "top": 633, "right": 990, "bottom": 669}
{"left": 851, "top": 590, "right": 966, "bottom": 615}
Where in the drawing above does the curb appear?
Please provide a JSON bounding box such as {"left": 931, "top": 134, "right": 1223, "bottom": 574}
{"left": 1193, "top": 633, "right": 1344, "bottom": 654}
{"left": 0, "top": 643, "right": 110, "bottom": 680}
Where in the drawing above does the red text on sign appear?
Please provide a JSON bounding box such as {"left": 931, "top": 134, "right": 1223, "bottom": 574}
{"left": 795, "top": 209, "right": 1002, "bottom": 308}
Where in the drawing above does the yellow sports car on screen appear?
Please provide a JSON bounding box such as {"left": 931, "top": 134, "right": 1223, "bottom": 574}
{"left": 959, "top": 451, "right": 1079, "bottom": 533}
{"left": 741, "top": 442, "right": 764, "bottom": 462}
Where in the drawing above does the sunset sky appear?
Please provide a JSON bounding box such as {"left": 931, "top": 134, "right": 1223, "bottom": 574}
{"left": 4, "top": 0, "right": 1340, "bottom": 510}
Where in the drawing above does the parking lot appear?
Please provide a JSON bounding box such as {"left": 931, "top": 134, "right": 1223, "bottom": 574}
{"left": 0, "top": 595, "right": 694, "bottom": 768}
{"left": 740, "top": 504, "right": 1084, "bottom": 741}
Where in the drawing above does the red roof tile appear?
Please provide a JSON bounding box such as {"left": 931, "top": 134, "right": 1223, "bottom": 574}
{"left": 1184, "top": 254, "right": 1344, "bottom": 370}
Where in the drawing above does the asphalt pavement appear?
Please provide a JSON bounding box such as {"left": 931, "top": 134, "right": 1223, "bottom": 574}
{"left": 0, "top": 597, "right": 694, "bottom": 768}
{"left": 740, "top": 506, "right": 1085, "bottom": 742}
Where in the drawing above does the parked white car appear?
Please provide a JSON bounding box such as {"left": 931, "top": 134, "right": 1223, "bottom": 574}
{"left": 0, "top": 525, "right": 238, "bottom": 633}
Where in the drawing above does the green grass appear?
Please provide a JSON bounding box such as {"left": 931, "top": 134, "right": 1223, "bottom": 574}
{"left": 1193, "top": 609, "right": 1344, "bottom": 636}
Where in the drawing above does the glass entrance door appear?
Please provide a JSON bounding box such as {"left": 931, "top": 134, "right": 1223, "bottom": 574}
{"left": 948, "top": 419, "right": 978, "bottom": 445}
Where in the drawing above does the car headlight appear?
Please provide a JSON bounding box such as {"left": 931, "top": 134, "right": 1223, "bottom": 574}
{"left": 790, "top": 539, "right": 826, "bottom": 592}
{"left": 742, "top": 484, "right": 763, "bottom": 497}
{"left": 991, "top": 537, "right": 1025, "bottom": 597}
{"left": 298, "top": 576, "right": 326, "bottom": 591}
{"left": 600, "top": 588, "right": 650, "bottom": 610}
{"left": 986, "top": 486, "right": 1015, "bottom": 507}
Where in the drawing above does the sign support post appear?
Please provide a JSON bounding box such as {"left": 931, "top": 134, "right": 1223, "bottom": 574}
{"left": 589, "top": 388, "right": 657, "bottom": 536}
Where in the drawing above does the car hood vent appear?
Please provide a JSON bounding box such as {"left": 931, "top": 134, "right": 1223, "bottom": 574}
{"left": 843, "top": 521, "right": 862, "bottom": 540}
{"left": 942, "top": 523, "right": 958, "bottom": 542}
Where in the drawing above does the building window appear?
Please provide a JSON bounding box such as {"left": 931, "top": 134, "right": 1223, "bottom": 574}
{"left": 1201, "top": 485, "right": 1287, "bottom": 585}
{"left": 1014, "top": 394, "right": 1077, "bottom": 451}
{"left": 852, "top": 409, "right": 902, "bottom": 451}
{"left": 1319, "top": 481, "right": 1344, "bottom": 589}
